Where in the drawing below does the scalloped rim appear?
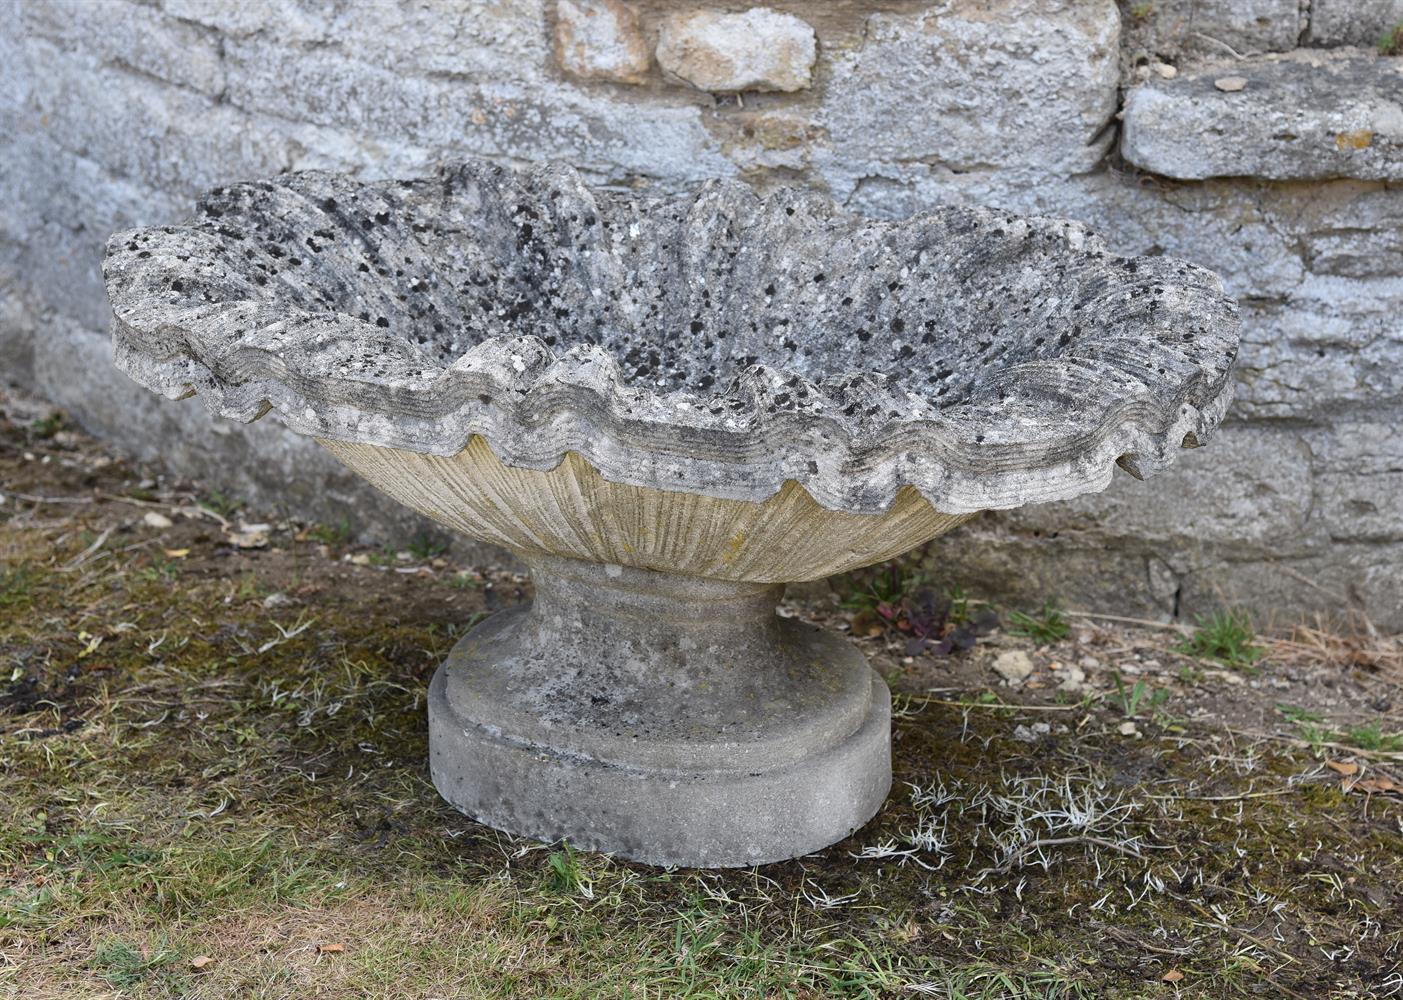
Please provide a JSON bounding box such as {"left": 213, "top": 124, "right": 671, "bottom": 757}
{"left": 103, "top": 166, "right": 1240, "bottom": 517}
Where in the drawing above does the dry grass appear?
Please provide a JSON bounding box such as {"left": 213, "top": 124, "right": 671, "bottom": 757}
{"left": 1271, "top": 617, "right": 1403, "bottom": 686}
{"left": 3, "top": 393, "right": 1402, "bottom": 998}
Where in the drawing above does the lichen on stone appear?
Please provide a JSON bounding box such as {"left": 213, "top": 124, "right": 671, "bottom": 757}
{"left": 103, "top": 159, "right": 1240, "bottom": 515}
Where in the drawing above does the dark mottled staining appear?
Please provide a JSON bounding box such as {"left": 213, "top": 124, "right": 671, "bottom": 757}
{"left": 110, "top": 163, "right": 1234, "bottom": 429}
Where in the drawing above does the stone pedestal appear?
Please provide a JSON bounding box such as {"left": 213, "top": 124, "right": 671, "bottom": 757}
{"left": 428, "top": 554, "right": 891, "bottom": 867}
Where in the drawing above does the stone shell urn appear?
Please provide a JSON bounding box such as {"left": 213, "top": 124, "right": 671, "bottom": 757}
{"left": 103, "top": 161, "right": 1239, "bottom": 867}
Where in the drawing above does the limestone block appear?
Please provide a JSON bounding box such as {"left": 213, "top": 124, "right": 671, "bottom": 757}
{"left": 1233, "top": 282, "right": 1403, "bottom": 419}
{"left": 21, "top": 0, "right": 227, "bottom": 95}
{"left": 1309, "top": 422, "right": 1403, "bottom": 545}
{"left": 554, "top": 0, "right": 650, "bottom": 84}
{"left": 1122, "top": 50, "right": 1403, "bottom": 180}
{"left": 159, "top": 0, "right": 329, "bottom": 42}
{"left": 327, "top": 0, "right": 550, "bottom": 80}
{"left": 1309, "top": 0, "right": 1403, "bottom": 46}
{"left": 819, "top": 0, "right": 1120, "bottom": 176}
{"left": 1123, "top": 0, "right": 1304, "bottom": 55}
{"left": 0, "top": 280, "right": 37, "bottom": 385}
{"left": 28, "top": 41, "right": 292, "bottom": 195}
{"left": 656, "top": 8, "right": 816, "bottom": 93}
{"left": 218, "top": 40, "right": 732, "bottom": 189}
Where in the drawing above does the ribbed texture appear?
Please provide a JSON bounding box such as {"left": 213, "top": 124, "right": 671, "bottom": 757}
{"left": 320, "top": 436, "right": 972, "bottom": 582}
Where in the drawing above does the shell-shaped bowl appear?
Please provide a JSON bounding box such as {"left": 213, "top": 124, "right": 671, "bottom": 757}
{"left": 103, "top": 160, "right": 1239, "bottom": 579}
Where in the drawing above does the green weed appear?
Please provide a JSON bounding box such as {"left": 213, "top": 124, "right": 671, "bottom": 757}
{"left": 199, "top": 488, "right": 244, "bottom": 519}
{"left": 1179, "top": 609, "right": 1263, "bottom": 669}
{"left": 406, "top": 533, "right": 450, "bottom": 561}
{"left": 545, "top": 843, "right": 591, "bottom": 897}
{"left": 305, "top": 518, "right": 353, "bottom": 545}
{"left": 1380, "top": 22, "right": 1403, "bottom": 55}
{"left": 1007, "top": 602, "right": 1070, "bottom": 645}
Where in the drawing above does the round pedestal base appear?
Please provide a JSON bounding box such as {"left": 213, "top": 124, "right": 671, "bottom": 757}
{"left": 427, "top": 555, "right": 891, "bottom": 867}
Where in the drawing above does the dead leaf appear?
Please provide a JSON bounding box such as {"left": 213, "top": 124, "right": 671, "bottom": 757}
{"left": 318, "top": 943, "right": 345, "bottom": 955}
{"left": 164, "top": 548, "right": 190, "bottom": 559}
{"left": 189, "top": 955, "right": 214, "bottom": 970}
{"left": 1357, "top": 776, "right": 1401, "bottom": 795}
{"left": 1162, "top": 969, "right": 1185, "bottom": 982}
{"left": 1326, "top": 760, "right": 1360, "bottom": 776}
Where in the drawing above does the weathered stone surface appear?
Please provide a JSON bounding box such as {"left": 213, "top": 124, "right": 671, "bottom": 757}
{"left": 1309, "top": 0, "right": 1403, "bottom": 46}
{"left": 656, "top": 8, "right": 816, "bottom": 93}
{"left": 430, "top": 555, "right": 892, "bottom": 867}
{"left": 819, "top": 0, "right": 1120, "bottom": 178}
{"left": 1121, "top": 0, "right": 1304, "bottom": 57}
{"left": 217, "top": 39, "right": 733, "bottom": 189}
{"left": 159, "top": 0, "right": 330, "bottom": 42}
{"left": 554, "top": 0, "right": 650, "bottom": 84}
{"left": 24, "top": 0, "right": 227, "bottom": 96}
{"left": 5, "top": 0, "right": 1403, "bottom": 634}
{"left": 1122, "top": 50, "right": 1403, "bottom": 180}
{"left": 324, "top": 438, "right": 970, "bottom": 583}
{"left": 102, "top": 160, "right": 1238, "bottom": 516}
{"left": 0, "top": 281, "right": 37, "bottom": 386}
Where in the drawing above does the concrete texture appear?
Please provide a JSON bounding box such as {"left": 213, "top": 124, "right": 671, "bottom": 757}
{"left": 102, "top": 161, "right": 1237, "bottom": 515}
{"left": 6, "top": 0, "right": 1403, "bottom": 628}
{"left": 430, "top": 554, "right": 891, "bottom": 866}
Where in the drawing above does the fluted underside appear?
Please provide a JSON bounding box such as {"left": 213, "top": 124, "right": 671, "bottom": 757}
{"left": 320, "top": 436, "right": 971, "bottom": 582}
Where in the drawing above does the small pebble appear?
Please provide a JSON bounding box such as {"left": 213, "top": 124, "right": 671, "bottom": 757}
{"left": 993, "top": 650, "right": 1035, "bottom": 684}
{"left": 143, "top": 511, "right": 174, "bottom": 529}
{"left": 1214, "top": 76, "right": 1248, "bottom": 92}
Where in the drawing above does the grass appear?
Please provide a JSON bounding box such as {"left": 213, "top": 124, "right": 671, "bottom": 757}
{"left": 198, "top": 486, "right": 244, "bottom": 519}
{"left": 305, "top": 518, "right": 353, "bottom": 546}
{"left": 1339, "top": 721, "right": 1403, "bottom": 753}
{"left": 1277, "top": 705, "right": 1403, "bottom": 754}
{"left": 1178, "top": 609, "right": 1263, "bottom": 669}
{"left": 1007, "top": 602, "right": 1070, "bottom": 645}
{"left": 1381, "top": 21, "right": 1403, "bottom": 55}
{"left": 2, "top": 411, "right": 1402, "bottom": 998}
{"left": 30, "top": 412, "right": 65, "bottom": 439}
{"left": 1109, "top": 672, "right": 1169, "bottom": 720}
{"left": 406, "top": 533, "right": 450, "bottom": 561}
{"left": 545, "top": 844, "right": 591, "bottom": 897}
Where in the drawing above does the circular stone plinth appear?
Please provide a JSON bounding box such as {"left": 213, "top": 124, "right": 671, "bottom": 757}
{"left": 427, "top": 556, "right": 891, "bottom": 867}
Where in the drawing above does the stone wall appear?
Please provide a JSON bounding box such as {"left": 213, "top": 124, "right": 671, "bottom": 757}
{"left": 3, "top": 0, "right": 1402, "bottom": 627}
